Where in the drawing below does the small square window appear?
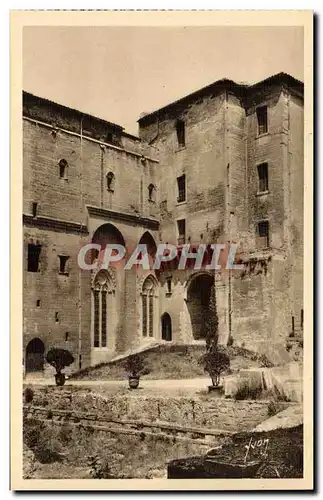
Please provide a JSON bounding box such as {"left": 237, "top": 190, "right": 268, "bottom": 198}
{"left": 177, "top": 219, "right": 186, "bottom": 245}
{"left": 59, "top": 255, "right": 69, "bottom": 275}
{"left": 27, "top": 244, "right": 41, "bottom": 272}
{"left": 257, "top": 163, "right": 269, "bottom": 192}
{"left": 177, "top": 175, "right": 186, "bottom": 202}
{"left": 176, "top": 120, "right": 185, "bottom": 148}
{"left": 256, "top": 221, "right": 269, "bottom": 248}
{"left": 256, "top": 106, "right": 268, "bottom": 135}
{"left": 32, "top": 202, "right": 38, "bottom": 218}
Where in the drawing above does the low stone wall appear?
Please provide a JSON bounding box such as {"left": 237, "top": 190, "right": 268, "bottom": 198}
{"left": 25, "top": 386, "right": 292, "bottom": 432}
{"left": 23, "top": 387, "right": 295, "bottom": 479}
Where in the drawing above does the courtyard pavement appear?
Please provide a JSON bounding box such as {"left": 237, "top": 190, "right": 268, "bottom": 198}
{"left": 23, "top": 375, "right": 212, "bottom": 397}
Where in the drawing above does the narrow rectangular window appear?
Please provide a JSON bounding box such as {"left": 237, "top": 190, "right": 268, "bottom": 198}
{"left": 27, "top": 244, "right": 41, "bottom": 272}
{"left": 142, "top": 295, "right": 147, "bottom": 337}
{"left": 166, "top": 277, "right": 172, "bottom": 294}
{"left": 177, "top": 175, "right": 186, "bottom": 202}
{"left": 59, "top": 255, "right": 69, "bottom": 275}
{"left": 101, "top": 291, "right": 107, "bottom": 347}
{"left": 36, "top": 300, "right": 41, "bottom": 308}
{"left": 65, "top": 332, "right": 69, "bottom": 342}
{"left": 149, "top": 296, "right": 154, "bottom": 337}
{"left": 176, "top": 120, "right": 185, "bottom": 148}
{"left": 32, "top": 202, "right": 38, "bottom": 218}
{"left": 257, "top": 163, "right": 269, "bottom": 192}
{"left": 257, "top": 221, "right": 269, "bottom": 249}
{"left": 301, "top": 308, "right": 304, "bottom": 329}
{"left": 177, "top": 219, "right": 186, "bottom": 245}
{"left": 94, "top": 291, "right": 100, "bottom": 347}
{"left": 257, "top": 106, "right": 268, "bottom": 135}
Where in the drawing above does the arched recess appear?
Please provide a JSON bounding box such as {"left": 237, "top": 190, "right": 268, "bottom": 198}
{"left": 141, "top": 274, "right": 159, "bottom": 338}
{"left": 25, "top": 338, "right": 45, "bottom": 372}
{"left": 91, "top": 223, "right": 126, "bottom": 267}
{"left": 161, "top": 313, "right": 172, "bottom": 341}
{"left": 186, "top": 272, "right": 216, "bottom": 340}
{"left": 91, "top": 269, "right": 115, "bottom": 349}
{"left": 138, "top": 231, "right": 157, "bottom": 271}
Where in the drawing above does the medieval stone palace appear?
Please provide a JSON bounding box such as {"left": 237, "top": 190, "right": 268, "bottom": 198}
{"left": 23, "top": 72, "right": 304, "bottom": 373}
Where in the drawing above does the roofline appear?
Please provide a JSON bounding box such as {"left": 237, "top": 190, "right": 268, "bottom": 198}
{"left": 23, "top": 91, "right": 124, "bottom": 132}
{"left": 137, "top": 72, "right": 304, "bottom": 124}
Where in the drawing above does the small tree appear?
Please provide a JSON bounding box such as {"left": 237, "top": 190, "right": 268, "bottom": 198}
{"left": 205, "top": 284, "right": 218, "bottom": 351}
{"left": 46, "top": 348, "right": 74, "bottom": 375}
{"left": 199, "top": 344, "right": 230, "bottom": 387}
{"left": 123, "top": 354, "right": 150, "bottom": 378}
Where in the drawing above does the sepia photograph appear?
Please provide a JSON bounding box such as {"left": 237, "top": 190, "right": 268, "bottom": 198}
{"left": 10, "top": 10, "right": 313, "bottom": 490}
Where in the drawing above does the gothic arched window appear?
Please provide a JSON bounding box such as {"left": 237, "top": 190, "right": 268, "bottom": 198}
{"left": 92, "top": 270, "right": 113, "bottom": 347}
{"left": 59, "top": 159, "right": 68, "bottom": 180}
{"left": 148, "top": 183, "right": 156, "bottom": 202}
{"left": 142, "top": 275, "right": 158, "bottom": 337}
{"left": 106, "top": 172, "right": 115, "bottom": 192}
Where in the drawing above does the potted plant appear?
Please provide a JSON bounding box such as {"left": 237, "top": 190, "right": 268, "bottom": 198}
{"left": 123, "top": 353, "right": 150, "bottom": 389}
{"left": 199, "top": 343, "right": 230, "bottom": 392}
{"left": 46, "top": 347, "right": 74, "bottom": 386}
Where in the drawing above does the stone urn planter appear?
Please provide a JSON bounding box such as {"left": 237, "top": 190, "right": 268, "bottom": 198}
{"left": 208, "top": 384, "right": 223, "bottom": 394}
{"left": 55, "top": 373, "right": 66, "bottom": 386}
{"left": 128, "top": 376, "right": 140, "bottom": 390}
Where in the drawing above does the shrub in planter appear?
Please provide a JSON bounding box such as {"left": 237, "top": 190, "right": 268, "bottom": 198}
{"left": 46, "top": 348, "right": 74, "bottom": 386}
{"left": 123, "top": 354, "right": 150, "bottom": 389}
{"left": 24, "top": 387, "right": 34, "bottom": 404}
{"left": 199, "top": 344, "right": 230, "bottom": 388}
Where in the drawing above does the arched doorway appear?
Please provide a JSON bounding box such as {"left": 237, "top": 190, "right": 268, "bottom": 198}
{"left": 161, "top": 313, "right": 172, "bottom": 341}
{"left": 25, "top": 338, "right": 45, "bottom": 372}
{"left": 186, "top": 273, "right": 216, "bottom": 340}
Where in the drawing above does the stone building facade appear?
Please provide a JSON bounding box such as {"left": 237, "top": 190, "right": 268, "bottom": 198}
{"left": 23, "top": 72, "right": 304, "bottom": 373}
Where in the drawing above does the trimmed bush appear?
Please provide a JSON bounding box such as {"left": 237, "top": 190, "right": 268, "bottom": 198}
{"left": 46, "top": 348, "right": 74, "bottom": 374}
{"left": 123, "top": 354, "right": 150, "bottom": 378}
{"left": 24, "top": 387, "right": 34, "bottom": 404}
{"left": 199, "top": 344, "right": 230, "bottom": 387}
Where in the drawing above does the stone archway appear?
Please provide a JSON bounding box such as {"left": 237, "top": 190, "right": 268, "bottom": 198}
{"left": 25, "top": 338, "right": 45, "bottom": 372}
{"left": 161, "top": 313, "right": 172, "bottom": 341}
{"left": 137, "top": 231, "right": 158, "bottom": 276}
{"left": 91, "top": 223, "right": 126, "bottom": 268}
{"left": 186, "top": 273, "right": 216, "bottom": 340}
